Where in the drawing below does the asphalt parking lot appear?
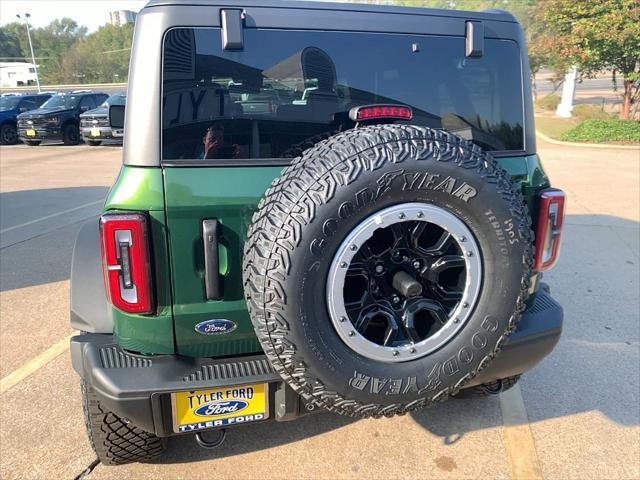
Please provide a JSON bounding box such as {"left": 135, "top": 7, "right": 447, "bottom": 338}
{"left": 0, "top": 139, "right": 638, "bottom": 480}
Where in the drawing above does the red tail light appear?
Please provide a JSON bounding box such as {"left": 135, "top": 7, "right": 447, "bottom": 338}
{"left": 99, "top": 213, "right": 154, "bottom": 314}
{"left": 349, "top": 104, "right": 413, "bottom": 122}
{"left": 534, "top": 189, "right": 566, "bottom": 271}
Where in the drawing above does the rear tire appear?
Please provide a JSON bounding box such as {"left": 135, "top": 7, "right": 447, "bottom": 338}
{"left": 63, "top": 124, "right": 80, "bottom": 145}
{"left": 81, "top": 380, "right": 166, "bottom": 465}
{"left": 1, "top": 124, "right": 18, "bottom": 145}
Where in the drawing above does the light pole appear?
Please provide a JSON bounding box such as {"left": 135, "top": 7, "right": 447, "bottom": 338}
{"left": 16, "top": 13, "right": 41, "bottom": 93}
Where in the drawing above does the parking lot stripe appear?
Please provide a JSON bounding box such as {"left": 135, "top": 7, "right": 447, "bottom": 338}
{"left": 0, "top": 200, "right": 103, "bottom": 234}
{"left": 500, "top": 384, "right": 544, "bottom": 480}
{"left": 0, "top": 334, "right": 74, "bottom": 395}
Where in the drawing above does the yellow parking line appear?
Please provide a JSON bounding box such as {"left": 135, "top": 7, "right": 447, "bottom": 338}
{"left": 0, "top": 334, "right": 73, "bottom": 395}
{"left": 500, "top": 384, "right": 544, "bottom": 480}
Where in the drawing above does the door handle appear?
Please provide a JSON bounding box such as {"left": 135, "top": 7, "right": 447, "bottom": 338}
{"left": 202, "top": 219, "right": 222, "bottom": 300}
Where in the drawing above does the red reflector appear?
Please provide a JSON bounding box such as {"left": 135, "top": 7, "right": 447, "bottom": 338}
{"left": 349, "top": 104, "right": 413, "bottom": 122}
{"left": 99, "top": 213, "right": 154, "bottom": 314}
{"left": 534, "top": 189, "right": 566, "bottom": 271}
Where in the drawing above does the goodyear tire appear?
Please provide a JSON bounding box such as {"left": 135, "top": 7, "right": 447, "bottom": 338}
{"left": 243, "top": 125, "right": 533, "bottom": 418}
{"left": 81, "top": 381, "right": 166, "bottom": 465}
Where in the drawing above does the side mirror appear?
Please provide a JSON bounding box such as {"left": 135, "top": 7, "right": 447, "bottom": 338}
{"left": 109, "top": 104, "right": 125, "bottom": 129}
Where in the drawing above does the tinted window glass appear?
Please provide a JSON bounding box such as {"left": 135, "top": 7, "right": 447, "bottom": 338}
{"left": 162, "top": 28, "right": 523, "bottom": 161}
{"left": 80, "top": 96, "right": 96, "bottom": 110}
{"left": 0, "top": 97, "right": 21, "bottom": 111}
{"left": 102, "top": 94, "right": 126, "bottom": 107}
{"left": 19, "top": 99, "right": 38, "bottom": 111}
{"left": 42, "top": 94, "right": 82, "bottom": 109}
{"left": 36, "top": 96, "right": 51, "bottom": 107}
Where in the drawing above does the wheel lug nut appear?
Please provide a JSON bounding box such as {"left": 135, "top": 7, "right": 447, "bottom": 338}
{"left": 339, "top": 316, "right": 346, "bottom": 322}
{"left": 340, "top": 261, "right": 348, "bottom": 268}
{"left": 399, "top": 213, "right": 406, "bottom": 219}
{"left": 459, "top": 236, "right": 466, "bottom": 242}
{"left": 463, "top": 302, "right": 469, "bottom": 308}
{"left": 412, "top": 260, "right": 421, "bottom": 270}
{"left": 350, "top": 244, "right": 358, "bottom": 251}
{"left": 454, "top": 317, "right": 460, "bottom": 323}
{"left": 392, "top": 295, "right": 400, "bottom": 304}
{"left": 375, "top": 264, "right": 384, "bottom": 274}
{"left": 466, "top": 251, "right": 473, "bottom": 257}
{"left": 417, "top": 211, "right": 424, "bottom": 218}
{"left": 348, "top": 331, "right": 355, "bottom": 336}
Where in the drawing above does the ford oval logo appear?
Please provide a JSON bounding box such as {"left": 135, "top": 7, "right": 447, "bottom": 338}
{"left": 194, "top": 319, "right": 237, "bottom": 335}
{"left": 194, "top": 400, "right": 248, "bottom": 417}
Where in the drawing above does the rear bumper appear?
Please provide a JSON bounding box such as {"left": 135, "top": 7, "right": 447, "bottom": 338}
{"left": 71, "top": 287, "right": 562, "bottom": 436}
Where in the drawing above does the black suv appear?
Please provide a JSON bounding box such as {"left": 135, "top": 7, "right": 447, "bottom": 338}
{"left": 17, "top": 91, "right": 108, "bottom": 145}
{"left": 80, "top": 93, "right": 126, "bottom": 146}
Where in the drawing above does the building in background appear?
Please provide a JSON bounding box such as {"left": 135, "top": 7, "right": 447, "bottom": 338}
{"left": 109, "top": 10, "right": 137, "bottom": 27}
{"left": 0, "top": 62, "right": 38, "bottom": 88}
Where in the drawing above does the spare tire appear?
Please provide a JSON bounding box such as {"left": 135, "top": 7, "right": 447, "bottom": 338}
{"left": 243, "top": 124, "right": 533, "bottom": 418}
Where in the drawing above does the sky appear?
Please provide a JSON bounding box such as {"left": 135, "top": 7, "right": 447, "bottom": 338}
{"left": 0, "top": 0, "right": 149, "bottom": 32}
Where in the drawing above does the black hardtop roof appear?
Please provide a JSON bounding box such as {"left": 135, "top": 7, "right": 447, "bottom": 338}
{"left": 143, "top": 0, "right": 517, "bottom": 23}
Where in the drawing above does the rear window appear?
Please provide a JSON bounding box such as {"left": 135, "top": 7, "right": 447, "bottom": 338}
{"left": 162, "top": 28, "right": 524, "bottom": 161}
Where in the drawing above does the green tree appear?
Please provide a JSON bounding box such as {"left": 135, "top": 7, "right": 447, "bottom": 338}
{"left": 33, "top": 18, "right": 88, "bottom": 83}
{"left": 0, "top": 22, "right": 29, "bottom": 61}
{"left": 62, "top": 23, "right": 133, "bottom": 83}
{"left": 0, "top": 19, "right": 87, "bottom": 84}
{"left": 535, "top": 0, "right": 640, "bottom": 119}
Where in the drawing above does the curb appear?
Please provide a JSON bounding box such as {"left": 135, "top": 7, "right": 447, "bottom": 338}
{"left": 536, "top": 130, "right": 639, "bottom": 150}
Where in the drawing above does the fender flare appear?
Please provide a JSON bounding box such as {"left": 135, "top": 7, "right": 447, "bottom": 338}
{"left": 70, "top": 219, "right": 112, "bottom": 333}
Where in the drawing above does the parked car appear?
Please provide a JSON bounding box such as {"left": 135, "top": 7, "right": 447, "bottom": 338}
{"left": 80, "top": 93, "right": 126, "bottom": 146}
{"left": 17, "top": 91, "right": 108, "bottom": 146}
{"left": 70, "top": 0, "right": 565, "bottom": 465}
{"left": 0, "top": 92, "right": 52, "bottom": 144}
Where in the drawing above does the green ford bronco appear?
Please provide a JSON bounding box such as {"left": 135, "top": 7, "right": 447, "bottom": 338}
{"left": 70, "top": 0, "right": 565, "bottom": 465}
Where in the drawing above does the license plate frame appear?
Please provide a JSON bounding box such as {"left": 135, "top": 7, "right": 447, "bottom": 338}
{"left": 171, "top": 383, "right": 269, "bottom": 433}
{"left": 26, "top": 129, "right": 36, "bottom": 137}
{"left": 90, "top": 128, "right": 101, "bottom": 137}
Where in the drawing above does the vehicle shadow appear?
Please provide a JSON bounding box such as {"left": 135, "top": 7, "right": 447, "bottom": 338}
{"left": 154, "top": 213, "right": 639, "bottom": 463}
{"left": 0, "top": 186, "right": 108, "bottom": 292}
